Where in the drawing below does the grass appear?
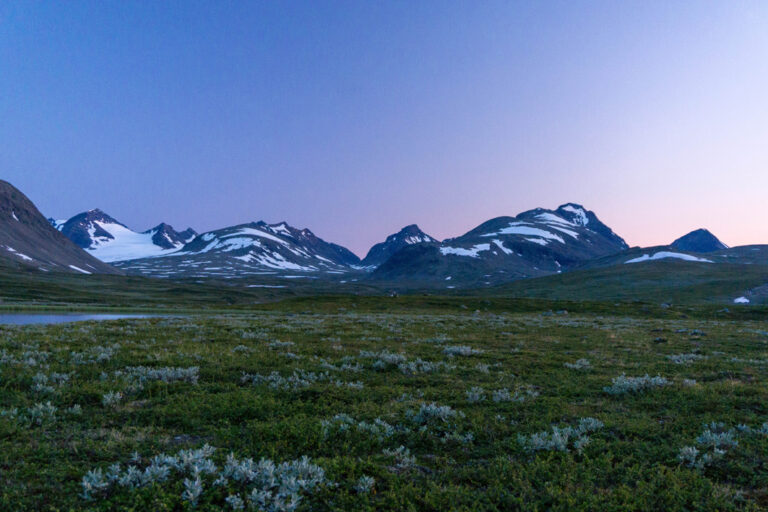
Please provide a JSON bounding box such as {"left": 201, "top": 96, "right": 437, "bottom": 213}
{"left": 487, "top": 260, "right": 768, "bottom": 304}
{"left": 1, "top": 298, "right": 768, "bottom": 510}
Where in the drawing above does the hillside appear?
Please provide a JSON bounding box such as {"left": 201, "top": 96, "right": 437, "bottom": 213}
{"left": 0, "top": 181, "right": 120, "bottom": 274}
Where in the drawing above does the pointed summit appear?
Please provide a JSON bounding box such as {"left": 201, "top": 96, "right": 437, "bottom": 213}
{"left": 57, "top": 211, "right": 194, "bottom": 262}
{"left": 671, "top": 229, "right": 727, "bottom": 253}
{"left": 361, "top": 224, "right": 437, "bottom": 268}
{"left": 372, "top": 203, "right": 628, "bottom": 286}
{"left": 144, "top": 223, "right": 197, "bottom": 249}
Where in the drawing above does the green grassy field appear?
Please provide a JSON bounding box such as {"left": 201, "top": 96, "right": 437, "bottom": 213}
{"left": 2, "top": 297, "right": 768, "bottom": 510}
{"left": 487, "top": 260, "right": 768, "bottom": 305}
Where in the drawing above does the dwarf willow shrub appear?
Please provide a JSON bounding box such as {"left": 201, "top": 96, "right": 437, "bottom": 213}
{"left": 679, "top": 422, "right": 740, "bottom": 470}
{"left": 696, "top": 422, "right": 739, "bottom": 450}
{"left": 321, "top": 414, "right": 398, "bottom": 441}
{"left": 667, "top": 353, "right": 708, "bottom": 365}
{"left": 81, "top": 445, "right": 328, "bottom": 511}
{"left": 241, "top": 370, "right": 329, "bottom": 391}
{"left": 359, "top": 350, "right": 408, "bottom": 369}
{"left": 406, "top": 403, "right": 464, "bottom": 426}
{"left": 518, "top": 418, "right": 604, "bottom": 454}
{"left": 382, "top": 446, "right": 416, "bottom": 470}
{"left": 359, "top": 350, "right": 454, "bottom": 375}
{"left": 493, "top": 385, "right": 540, "bottom": 403}
{"left": 317, "top": 359, "right": 363, "bottom": 373}
{"left": 442, "top": 345, "right": 484, "bottom": 357}
{"left": 101, "top": 391, "right": 123, "bottom": 408}
{"left": 116, "top": 366, "right": 200, "bottom": 385}
{"left": 730, "top": 357, "right": 768, "bottom": 365}
{"left": 604, "top": 374, "right": 670, "bottom": 395}
{"left": 466, "top": 387, "right": 486, "bottom": 403}
{"left": 32, "top": 372, "right": 64, "bottom": 394}
{"left": 70, "top": 344, "right": 120, "bottom": 365}
{"left": 242, "top": 369, "right": 361, "bottom": 391}
{"left": 397, "top": 358, "right": 456, "bottom": 375}
{"left": 0, "top": 401, "right": 76, "bottom": 427}
{"left": 678, "top": 421, "right": 768, "bottom": 470}
{"left": 564, "top": 358, "right": 591, "bottom": 370}
{"left": 267, "top": 341, "right": 295, "bottom": 349}
{"left": 20, "top": 349, "right": 50, "bottom": 367}
{"left": 475, "top": 363, "right": 491, "bottom": 374}
{"left": 354, "top": 475, "right": 376, "bottom": 494}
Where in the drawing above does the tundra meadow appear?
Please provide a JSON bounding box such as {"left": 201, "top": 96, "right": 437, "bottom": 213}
{"left": 2, "top": 299, "right": 768, "bottom": 510}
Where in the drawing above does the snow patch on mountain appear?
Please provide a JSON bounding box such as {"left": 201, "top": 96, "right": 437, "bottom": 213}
{"left": 560, "top": 204, "right": 589, "bottom": 226}
{"left": 492, "top": 239, "right": 513, "bottom": 255}
{"left": 483, "top": 223, "right": 566, "bottom": 243}
{"left": 440, "top": 243, "right": 491, "bottom": 257}
{"left": 6, "top": 246, "right": 33, "bottom": 262}
{"left": 625, "top": 252, "right": 713, "bottom": 264}
{"left": 85, "top": 221, "right": 182, "bottom": 262}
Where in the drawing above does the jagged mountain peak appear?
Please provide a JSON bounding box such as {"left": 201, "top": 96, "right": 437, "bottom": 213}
{"left": 117, "top": 219, "right": 362, "bottom": 277}
{"left": 143, "top": 223, "right": 198, "bottom": 250}
{"left": 391, "top": 224, "right": 433, "bottom": 240}
{"left": 57, "top": 210, "right": 194, "bottom": 262}
{"left": 373, "top": 203, "right": 628, "bottom": 286}
{"left": 555, "top": 203, "right": 590, "bottom": 226}
{"left": 59, "top": 209, "right": 126, "bottom": 249}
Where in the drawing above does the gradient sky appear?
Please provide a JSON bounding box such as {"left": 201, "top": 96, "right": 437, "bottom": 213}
{"left": 2, "top": 1, "right": 768, "bottom": 256}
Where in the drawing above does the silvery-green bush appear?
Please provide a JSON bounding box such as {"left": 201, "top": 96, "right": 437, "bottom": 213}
{"left": 442, "top": 346, "right": 483, "bottom": 357}
{"left": 604, "top": 374, "right": 669, "bottom": 395}
{"left": 518, "top": 418, "right": 604, "bottom": 454}
{"left": 564, "top": 359, "right": 591, "bottom": 370}
{"left": 667, "top": 353, "right": 707, "bottom": 365}
{"left": 81, "top": 445, "right": 328, "bottom": 511}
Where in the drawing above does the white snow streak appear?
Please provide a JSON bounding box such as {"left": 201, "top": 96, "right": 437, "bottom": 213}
{"left": 625, "top": 252, "right": 713, "bottom": 264}
{"left": 440, "top": 244, "right": 491, "bottom": 258}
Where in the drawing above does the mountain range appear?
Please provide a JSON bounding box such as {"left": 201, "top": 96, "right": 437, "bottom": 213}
{"left": 114, "top": 221, "right": 361, "bottom": 279}
{"left": 3, "top": 179, "right": 763, "bottom": 296}
{"left": 51, "top": 209, "right": 196, "bottom": 262}
{"left": 371, "top": 204, "right": 629, "bottom": 286}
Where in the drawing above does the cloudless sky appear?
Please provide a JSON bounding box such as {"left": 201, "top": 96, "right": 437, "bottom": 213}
{"left": 1, "top": 1, "right": 767, "bottom": 256}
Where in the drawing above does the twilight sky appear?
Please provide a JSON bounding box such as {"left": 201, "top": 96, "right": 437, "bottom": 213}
{"left": 1, "top": 1, "right": 768, "bottom": 257}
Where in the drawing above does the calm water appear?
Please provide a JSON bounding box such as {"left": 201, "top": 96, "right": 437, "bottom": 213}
{"left": 0, "top": 313, "right": 164, "bottom": 325}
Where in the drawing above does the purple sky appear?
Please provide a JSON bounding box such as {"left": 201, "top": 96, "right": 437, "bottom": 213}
{"left": 2, "top": 1, "right": 768, "bottom": 257}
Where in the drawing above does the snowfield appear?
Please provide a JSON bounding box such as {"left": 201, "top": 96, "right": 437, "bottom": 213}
{"left": 483, "top": 223, "right": 565, "bottom": 244}
{"left": 440, "top": 244, "right": 491, "bottom": 258}
{"left": 86, "top": 222, "right": 184, "bottom": 262}
{"left": 625, "top": 252, "right": 713, "bottom": 264}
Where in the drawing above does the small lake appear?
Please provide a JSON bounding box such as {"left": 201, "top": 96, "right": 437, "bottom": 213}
{"left": 0, "top": 313, "right": 165, "bottom": 325}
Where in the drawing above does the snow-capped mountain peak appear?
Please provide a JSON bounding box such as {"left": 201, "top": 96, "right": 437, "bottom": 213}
{"left": 114, "top": 220, "right": 361, "bottom": 277}
{"left": 361, "top": 224, "right": 437, "bottom": 268}
{"left": 556, "top": 203, "right": 590, "bottom": 226}
{"left": 57, "top": 210, "right": 196, "bottom": 262}
{"left": 372, "top": 204, "right": 628, "bottom": 285}
{"left": 143, "top": 223, "right": 197, "bottom": 250}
